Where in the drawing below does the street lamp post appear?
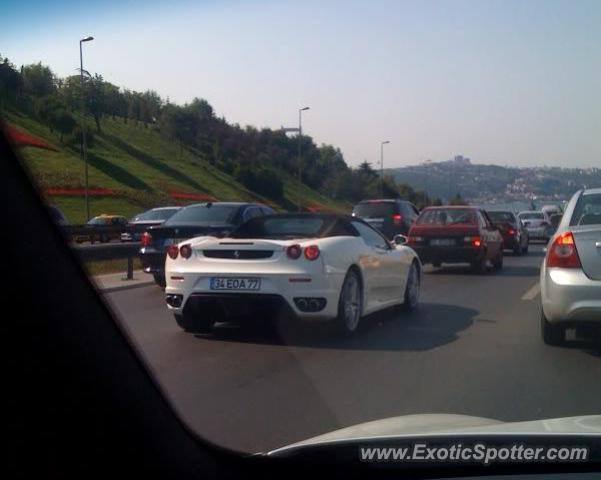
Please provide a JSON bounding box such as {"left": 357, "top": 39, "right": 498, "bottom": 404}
{"left": 298, "top": 106, "right": 310, "bottom": 212}
{"left": 380, "top": 140, "right": 390, "bottom": 197}
{"left": 80, "top": 35, "right": 94, "bottom": 221}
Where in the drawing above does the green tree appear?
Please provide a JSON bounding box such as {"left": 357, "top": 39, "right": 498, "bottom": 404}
{"left": 85, "top": 74, "right": 105, "bottom": 131}
{"left": 53, "top": 109, "right": 76, "bottom": 142}
{"left": 22, "top": 63, "right": 55, "bottom": 97}
{"left": 0, "top": 56, "right": 21, "bottom": 104}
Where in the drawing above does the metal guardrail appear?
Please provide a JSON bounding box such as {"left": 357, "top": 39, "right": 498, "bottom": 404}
{"left": 72, "top": 242, "right": 141, "bottom": 280}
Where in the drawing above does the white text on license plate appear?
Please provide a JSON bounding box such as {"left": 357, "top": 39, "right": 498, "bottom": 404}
{"left": 431, "top": 239, "right": 455, "bottom": 246}
{"left": 210, "top": 277, "right": 261, "bottom": 291}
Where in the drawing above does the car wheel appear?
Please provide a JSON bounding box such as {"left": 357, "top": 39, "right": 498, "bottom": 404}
{"left": 541, "top": 307, "right": 564, "bottom": 346}
{"left": 471, "top": 255, "right": 488, "bottom": 274}
{"left": 402, "top": 262, "right": 420, "bottom": 312}
{"left": 153, "top": 273, "right": 166, "bottom": 289}
{"left": 174, "top": 313, "right": 215, "bottom": 334}
{"left": 513, "top": 243, "right": 522, "bottom": 256}
{"left": 522, "top": 242, "right": 529, "bottom": 254}
{"left": 335, "top": 270, "right": 363, "bottom": 336}
{"left": 492, "top": 250, "right": 503, "bottom": 270}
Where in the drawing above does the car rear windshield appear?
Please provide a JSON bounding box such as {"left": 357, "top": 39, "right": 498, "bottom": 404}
{"left": 353, "top": 202, "right": 396, "bottom": 218}
{"left": 164, "top": 205, "right": 238, "bottom": 225}
{"left": 132, "top": 208, "right": 179, "bottom": 222}
{"left": 519, "top": 212, "right": 544, "bottom": 220}
{"left": 487, "top": 211, "right": 515, "bottom": 223}
{"left": 416, "top": 208, "right": 477, "bottom": 225}
{"left": 570, "top": 193, "right": 601, "bottom": 226}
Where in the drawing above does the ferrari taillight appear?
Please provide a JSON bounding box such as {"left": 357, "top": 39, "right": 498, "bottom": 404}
{"left": 304, "top": 245, "right": 320, "bottom": 261}
{"left": 141, "top": 231, "right": 152, "bottom": 247}
{"left": 547, "top": 231, "right": 581, "bottom": 268}
{"left": 179, "top": 244, "right": 192, "bottom": 259}
{"left": 167, "top": 245, "right": 179, "bottom": 259}
{"left": 286, "top": 244, "right": 302, "bottom": 259}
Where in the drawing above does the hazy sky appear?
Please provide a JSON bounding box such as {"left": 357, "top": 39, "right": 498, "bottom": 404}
{"left": 3, "top": 0, "right": 600, "bottom": 168}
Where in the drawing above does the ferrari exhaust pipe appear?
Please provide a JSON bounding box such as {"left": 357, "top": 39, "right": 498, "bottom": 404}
{"left": 309, "top": 299, "right": 320, "bottom": 311}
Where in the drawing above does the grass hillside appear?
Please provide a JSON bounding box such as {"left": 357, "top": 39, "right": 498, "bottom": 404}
{"left": 5, "top": 108, "right": 350, "bottom": 223}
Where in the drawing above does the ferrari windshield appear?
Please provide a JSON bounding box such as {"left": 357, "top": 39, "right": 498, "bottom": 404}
{"left": 231, "top": 216, "right": 327, "bottom": 238}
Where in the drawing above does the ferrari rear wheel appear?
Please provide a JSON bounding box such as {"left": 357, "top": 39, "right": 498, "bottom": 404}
{"left": 335, "top": 270, "right": 362, "bottom": 336}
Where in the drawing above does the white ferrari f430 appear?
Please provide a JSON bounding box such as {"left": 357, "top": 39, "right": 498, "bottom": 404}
{"left": 164, "top": 214, "right": 421, "bottom": 335}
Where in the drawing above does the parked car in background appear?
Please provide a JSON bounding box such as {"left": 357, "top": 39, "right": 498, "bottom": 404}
{"left": 165, "top": 213, "right": 421, "bottom": 336}
{"left": 74, "top": 214, "right": 128, "bottom": 243}
{"left": 486, "top": 210, "right": 529, "bottom": 255}
{"left": 48, "top": 205, "right": 68, "bottom": 225}
{"left": 407, "top": 206, "right": 503, "bottom": 273}
{"left": 540, "top": 188, "right": 601, "bottom": 345}
{"left": 140, "top": 202, "right": 275, "bottom": 287}
{"left": 121, "top": 206, "right": 181, "bottom": 242}
{"left": 517, "top": 210, "right": 552, "bottom": 242}
{"left": 351, "top": 199, "right": 419, "bottom": 239}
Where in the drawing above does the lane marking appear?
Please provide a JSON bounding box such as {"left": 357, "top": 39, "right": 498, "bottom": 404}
{"left": 521, "top": 283, "right": 541, "bottom": 301}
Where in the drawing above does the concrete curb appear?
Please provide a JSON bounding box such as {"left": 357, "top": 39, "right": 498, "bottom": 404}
{"left": 93, "top": 270, "right": 157, "bottom": 293}
{"left": 99, "top": 280, "right": 156, "bottom": 294}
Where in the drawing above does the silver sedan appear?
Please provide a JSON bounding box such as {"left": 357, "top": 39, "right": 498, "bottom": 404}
{"left": 540, "top": 188, "right": 601, "bottom": 345}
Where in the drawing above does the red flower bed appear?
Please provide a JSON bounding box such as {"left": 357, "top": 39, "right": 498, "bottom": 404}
{"left": 170, "top": 191, "right": 217, "bottom": 201}
{"left": 4, "top": 125, "right": 57, "bottom": 151}
{"left": 46, "top": 187, "right": 117, "bottom": 197}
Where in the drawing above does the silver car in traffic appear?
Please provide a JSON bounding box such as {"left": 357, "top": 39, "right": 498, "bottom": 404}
{"left": 540, "top": 188, "right": 601, "bottom": 345}
{"left": 518, "top": 210, "right": 552, "bottom": 241}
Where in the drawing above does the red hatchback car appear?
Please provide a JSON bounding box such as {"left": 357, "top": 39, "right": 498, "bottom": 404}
{"left": 407, "top": 206, "right": 504, "bottom": 272}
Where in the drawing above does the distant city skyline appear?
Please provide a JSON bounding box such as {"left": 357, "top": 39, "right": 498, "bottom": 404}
{"left": 3, "top": 0, "right": 600, "bottom": 168}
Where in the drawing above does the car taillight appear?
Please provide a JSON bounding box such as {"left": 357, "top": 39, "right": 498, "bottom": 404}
{"left": 167, "top": 245, "right": 179, "bottom": 259}
{"left": 508, "top": 228, "right": 516, "bottom": 236}
{"left": 392, "top": 214, "right": 402, "bottom": 225}
{"left": 464, "top": 236, "right": 482, "bottom": 247}
{"left": 179, "top": 244, "right": 192, "bottom": 259}
{"left": 141, "top": 232, "right": 152, "bottom": 247}
{"left": 547, "top": 231, "right": 581, "bottom": 268}
{"left": 304, "top": 245, "right": 320, "bottom": 261}
{"left": 286, "top": 244, "right": 302, "bottom": 259}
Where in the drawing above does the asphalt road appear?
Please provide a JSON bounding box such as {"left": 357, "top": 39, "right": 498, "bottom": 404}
{"left": 105, "top": 244, "right": 601, "bottom": 453}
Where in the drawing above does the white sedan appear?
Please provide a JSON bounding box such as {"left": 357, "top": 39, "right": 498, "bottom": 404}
{"left": 164, "top": 214, "right": 421, "bottom": 335}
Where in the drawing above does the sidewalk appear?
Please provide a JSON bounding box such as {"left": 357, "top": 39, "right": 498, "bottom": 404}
{"left": 93, "top": 270, "right": 155, "bottom": 293}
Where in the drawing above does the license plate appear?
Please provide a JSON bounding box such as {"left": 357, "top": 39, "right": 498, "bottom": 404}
{"left": 430, "top": 238, "right": 455, "bottom": 246}
{"left": 210, "top": 277, "right": 261, "bottom": 291}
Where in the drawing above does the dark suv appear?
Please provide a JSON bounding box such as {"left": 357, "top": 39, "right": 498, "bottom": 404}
{"left": 352, "top": 199, "right": 419, "bottom": 239}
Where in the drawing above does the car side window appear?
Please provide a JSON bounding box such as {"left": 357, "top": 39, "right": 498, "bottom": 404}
{"left": 243, "top": 207, "right": 263, "bottom": 222}
{"left": 352, "top": 221, "right": 390, "bottom": 250}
